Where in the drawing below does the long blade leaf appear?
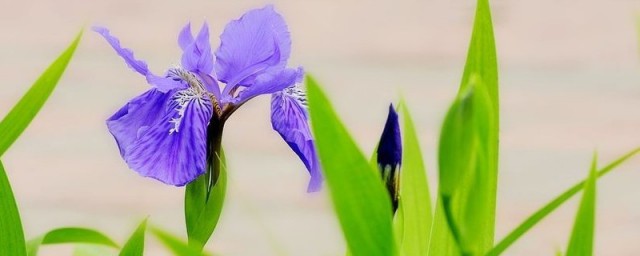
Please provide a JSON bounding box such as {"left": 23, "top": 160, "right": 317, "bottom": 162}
{"left": 0, "top": 160, "right": 26, "bottom": 256}
{"left": 565, "top": 155, "right": 598, "bottom": 256}
{"left": 27, "top": 227, "right": 119, "bottom": 256}
{"left": 151, "top": 227, "right": 209, "bottom": 256}
{"left": 486, "top": 147, "right": 640, "bottom": 256}
{"left": 307, "top": 75, "right": 394, "bottom": 256}
{"left": 185, "top": 149, "right": 227, "bottom": 250}
{"left": 119, "top": 219, "right": 148, "bottom": 256}
{"left": 0, "top": 31, "right": 82, "bottom": 156}
{"left": 397, "top": 101, "right": 432, "bottom": 255}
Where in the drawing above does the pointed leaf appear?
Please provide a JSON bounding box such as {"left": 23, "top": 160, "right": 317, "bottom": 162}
{"left": 0, "top": 31, "right": 82, "bottom": 156}
{"left": 151, "top": 227, "right": 209, "bottom": 256}
{"left": 565, "top": 155, "right": 598, "bottom": 256}
{"left": 0, "top": 160, "right": 26, "bottom": 256}
{"left": 306, "top": 75, "right": 394, "bottom": 256}
{"left": 486, "top": 147, "right": 640, "bottom": 256}
{"left": 396, "top": 101, "right": 432, "bottom": 255}
{"left": 185, "top": 149, "right": 227, "bottom": 249}
{"left": 119, "top": 219, "right": 148, "bottom": 256}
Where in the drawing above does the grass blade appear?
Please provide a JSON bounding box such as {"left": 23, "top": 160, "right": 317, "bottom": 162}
{"left": 397, "top": 101, "right": 432, "bottom": 255}
{"left": 185, "top": 149, "right": 227, "bottom": 250}
{"left": 27, "top": 227, "right": 119, "bottom": 256}
{"left": 307, "top": 75, "right": 394, "bottom": 256}
{"left": 486, "top": 147, "right": 640, "bottom": 256}
{"left": 0, "top": 31, "right": 82, "bottom": 156}
{"left": 151, "top": 227, "right": 209, "bottom": 256}
{"left": 0, "top": 160, "right": 26, "bottom": 256}
{"left": 119, "top": 219, "right": 148, "bottom": 256}
{"left": 565, "top": 155, "right": 598, "bottom": 256}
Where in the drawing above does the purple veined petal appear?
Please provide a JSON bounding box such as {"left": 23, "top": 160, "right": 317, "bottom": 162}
{"left": 215, "top": 5, "right": 291, "bottom": 87}
{"left": 146, "top": 74, "right": 187, "bottom": 92}
{"left": 197, "top": 72, "right": 222, "bottom": 100}
{"left": 93, "top": 26, "right": 150, "bottom": 75}
{"left": 125, "top": 88, "right": 214, "bottom": 186}
{"left": 107, "top": 89, "right": 172, "bottom": 158}
{"left": 181, "top": 23, "right": 214, "bottom": 74}
{"left": 230, "top": 67, "right": 303, "bottom": 105}
{"left": 271, "top": 84, "right": 322, "bottom": 192}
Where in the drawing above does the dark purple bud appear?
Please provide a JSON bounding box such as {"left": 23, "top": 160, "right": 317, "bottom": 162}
{"left": 377, "top": 104, "right": 402, "bottom": 212}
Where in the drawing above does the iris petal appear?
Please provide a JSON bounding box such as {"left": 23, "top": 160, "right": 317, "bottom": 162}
{"left": 180, "top": 23, "right": 214, "bottom": 74}
{"left": 124, "top": 88, "right": 213, "bottom": 186}
{"left": 271, "top": 84, "right": 322, "bottom": 192}
{"left": 232, "top": 67, "right": 303, "bottom": 104}
{"left": 215, "top": 5, "right": 291, "bottom": 87}
{"left": 107, "top": 89, "right": 171, "bottom": 157}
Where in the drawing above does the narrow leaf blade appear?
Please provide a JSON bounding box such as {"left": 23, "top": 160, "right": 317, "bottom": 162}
{"left": 0, "top": 31, "right": 82, "bottom": 156}
{"left": 565, "top": 155, "right": 598, "bottom": 256}
{"left": 119, "top": 219, "right": 148, "bottom": 256}
{"left": 307, "top": 75, "right": 394, "bottom": 256}
{"left": 151, "top": 227, "right": 208, "bottom": 256}
{"left": 486, "top": 148, "right": 640, "bottom": 256}
{"left": 185, "top": 149, "right": 227, "bottom": 249}
{"left": 397, "top": 101, "right": 432, "bottom": 255}
{"left": 27, "top": 227, "right": 118, "bottom": 256}
{"left": 0, "top": 160, "right": 26, "bottom": 256}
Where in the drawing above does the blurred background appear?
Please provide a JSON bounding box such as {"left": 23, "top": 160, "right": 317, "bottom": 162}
{"left": 1, "top": 0, "right": 640, "bottom": 255}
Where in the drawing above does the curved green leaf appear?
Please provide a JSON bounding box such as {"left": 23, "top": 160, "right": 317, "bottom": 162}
{"left": 486, "top": 147, "right": 640, "bottom": 256}
{"left": 185, "top": 149, "right": 227, "bottom": 250}
{"left": 566, "top": 155, "right": 597, "bottom": 256}
{"left": 27, "top": 227, "right": 118, "bottom": 256}
{"left": 0, "top": 160, "right": 26, "bottom": 256}
{"left": 0, "top": 30, "right": 82, "bottom": 156}
{"left": 119, "top": 219, "right": 148, "bottom": 256}
{"left": 307, "top": 75, "right": 394, "bottom": 256}
{"left": 151, "top": 227, "right": 209, "bottom": 256}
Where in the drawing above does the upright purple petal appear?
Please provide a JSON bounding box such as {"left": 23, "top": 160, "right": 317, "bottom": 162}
{"left": 93, "top": 26, "right": 150, "bottom": 75}
{"left": 231, "top": 67, "right": 303, "bottom": 104}
{"left": 377, "top": 104, "right": 402, "bottom": 211}
{"left": 271, "top": 84, "right": 322, "bottom": 192}
{"left": 215, "top": 5, "right": 291, "bottom": 89}
{"left": 181, "top": 23, "right": 214, "bottom": 74}
{"left": 178, "top": 23, "right": 195, "bottom": 51}
{"left": 107, "top": 89, "right": 172, "bottom": 157}
{"left": 125, "top": 88, "right": 213, "bottom": 186}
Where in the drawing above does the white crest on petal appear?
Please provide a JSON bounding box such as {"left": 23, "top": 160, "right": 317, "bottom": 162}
{"left": 169, "top": 87, "right": 208, "bottom": 134}
{"left": 281, "top": 83, "right": 307, "bottom": 108}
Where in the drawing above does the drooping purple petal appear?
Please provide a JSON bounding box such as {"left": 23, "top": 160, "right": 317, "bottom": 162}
{"left": 231, "top": 67, "right": 303, "bottom": 104}
{"left": 125, "top": 89, "right": 213, "bottom": 186}
{"left": 215, "top": 5, "right": 291, "bottom": 89}
{"left": 107, "top": 89, "right": 172, "bottom": 157}
{"left": 271, "top": 84, "right": 322, "bottom": 192}
{"left": 180, "top": 23, "right": 214, "bottom": 74}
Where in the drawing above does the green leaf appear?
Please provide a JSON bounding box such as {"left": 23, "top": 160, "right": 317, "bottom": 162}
{"left": 396, "top": 101, "right": 432, "bottom": 255}
{"left": 436, "top": 75, "right": 496, "bottom": 255}
{"left": 0, "top": 160, "right": 26, "bottom": 256}
{"left": 151, "top": 227, "right": 209, "bottom": 256}
{"left": 119, "top": 219, "right": 148, "bottom": 256}
{"left": 0, "top": 30, "right": 82, "bottom": 156}
{"left": 565, "top": 154, "right": 598, "bottom": 256}
{"left": 27, "top": 227, "right": 119, "bottom": 256}
{"left": 73, "top": 245, "right": 117, "bottom": 256}
{"left": 185, "top": 149, "right": 227, "bottom": 250}
{"left": 486, "top": 147, "right": 640, "bottom": 256}
{"left": 306, "top": 75, "right": 394, "bottom": 256}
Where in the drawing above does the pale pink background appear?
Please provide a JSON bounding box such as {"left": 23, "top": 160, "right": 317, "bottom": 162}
{"left": 1, "top": 0, "right": 640, "bottom": 255}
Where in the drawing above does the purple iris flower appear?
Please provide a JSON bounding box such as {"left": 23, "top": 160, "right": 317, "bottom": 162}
{"left": 94, "top": 5, "right": 321, "bottom": 191}
{"left": 377, "top": 104, "right": 402, "bottom": 211}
